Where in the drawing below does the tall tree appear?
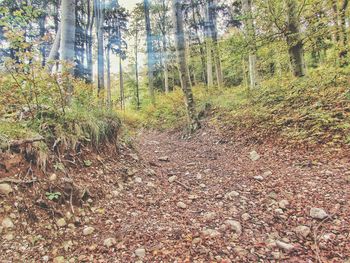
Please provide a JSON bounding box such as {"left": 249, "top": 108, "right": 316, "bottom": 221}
{"left": 94, "top": 0, "right": 105, "bottom": 98}
{"left": 241, "top": 0, "right": 258, "bottom": 88}
{"left": 172, "top": 0, "right": 200, "bottom": 131}
{"left": 60, "top": 0, "right": 76, "bottom": 104}
{"left": 285, "top": 0, "right": 306, "bottom": 77}
{"left": 144, "top": 0, "right": 155, "bottom": 103}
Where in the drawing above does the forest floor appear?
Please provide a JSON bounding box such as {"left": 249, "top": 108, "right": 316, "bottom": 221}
{"left": 1, "top": 122, "right": 350, "bottom": 262}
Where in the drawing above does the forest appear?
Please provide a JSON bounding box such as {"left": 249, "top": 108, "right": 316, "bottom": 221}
{"left": 0, "top": 0, "right": 350, "bottom": 262}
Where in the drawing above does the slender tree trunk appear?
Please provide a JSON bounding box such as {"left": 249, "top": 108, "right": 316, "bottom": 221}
{"left": 135, "top": 31, "right": 140, "bottom": 109}
{"left": 204, "top": 1, "right": 213, "bottom": 88}
{"left": 285, "top": 0, "right": 306, "bottom": 77}
{"left": 172, "top": 0, "right": 200, "bottom": 131}
{"left": 241, "top": 0, "right": 258, "bottom": 88}
{"left": 86, "top": 0, "right": 93, "bottom": 83}
{"left": 47, "top": 25, "right": 61, "bottom": 72}
{"left": 119, "top": 56, "right": 124, "bottom": 110}
{"left": 144, "top": 0, "right": 155, "bottom": 103}
{"left": 95, "top": 0, "right": 105, "bottom": 98}
{"left": 106, "top": 45, "right": 111, "bottom": 108}
{"left": 339, "top": 0, "right": 349, "bottom": 65}
{"left": 39, "top": 13, "right": 47, "bottom": 67}
{"left": 60, "top": 0, "right": 76, "bottom": 104}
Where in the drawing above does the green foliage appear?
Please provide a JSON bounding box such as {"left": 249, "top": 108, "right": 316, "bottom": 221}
{"left": 45, "top": 191, "right": 61, "bottom": 201}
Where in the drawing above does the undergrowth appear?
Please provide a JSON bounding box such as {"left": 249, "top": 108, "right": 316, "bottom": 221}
{"left": 128, "top": 66, "right": 350, "bottom": 146}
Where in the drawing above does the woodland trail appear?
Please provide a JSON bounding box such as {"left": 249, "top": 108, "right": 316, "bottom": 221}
{"left": 1, "top": 125, "right": 350, "bottom": 262}
{"left": 130, "top": 126, "right": 350, "bottom": 262}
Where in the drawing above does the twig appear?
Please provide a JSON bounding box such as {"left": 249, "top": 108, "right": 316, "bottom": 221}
{"left": 174, "top": 180, "right": 191, "bottom": 191}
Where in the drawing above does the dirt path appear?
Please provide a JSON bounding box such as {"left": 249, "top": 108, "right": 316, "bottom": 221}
{"left": 1, "top": 126, "right": 349, "bottom": 262}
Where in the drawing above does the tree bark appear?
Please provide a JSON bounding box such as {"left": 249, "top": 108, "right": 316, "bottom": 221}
{"left": 204, "top": 1, "right": 213, "bottom": 88}
{"left": 339, "top": 0, "right": 349, "bottom": 65}
{"left": 106, "top": 45, "right": 111, "bottom": 108}
{"left": 172, "top": 0, "right": 200, "bottom": 131}
{"left": 241, "top": 0, "right": 258, "bottom": 88}
{"left": 285, "top": 0, "right": 306, "bottom": 77}
{"left": 47, "top": 25, "right": 61, "bottom": 72}
{"left": 60, "top": 0, "right": 76, "bottom": 104}
{"left": 94, "top": 0, "right": 105, "bottom": 98}
{"left": 135, "top": 30, "right": 140, "bottom": 109}
{"left": 144, "top": 0, "right": 155, "bottom": 103}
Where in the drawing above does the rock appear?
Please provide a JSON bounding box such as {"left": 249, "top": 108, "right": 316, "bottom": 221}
{"left": 177, "top": 202, "right": 187, "bottom": 209}
{"left": 199, "top": 183, "right": 206, "bottom": 188}
{"left": 63, "top": 240, "right": 74, "bottom": 251}
{"left": 127, "top": 168, "right": 137, "bottom": 177}
{"left": 241, "top": 213, "right": 251, "bottom": 221}
{"left": 158, "top": 156, "right": 169, "bottom": 162}
{"left": 276, "top": 240, "right": 295, "bottom": 251}
{"left": 249, "top": 150, "right": 260, "bottom": 161}
{"left": 203, "top": 212, "right": 216, "bottom": 221}
{"left": 2, "top": 217, "right": 14, "bottom": 229}
{"left": 4, "top": 233, "right": 14, "bottom": 240}
{"left": 310, "top": 208, "right": 328, "bottom": 220}
{"left": 49, "top": 173, "right": 57, "bottom": 182}
{"left": 225, "top": 191, "right": 240, "bottom": 200}
{"left": 103, "top": 238, "right": 116, "bottom": 248}
{"left": 294, "top": 225, "right": 311, "bottom": 238}
{"left": 135, "top": 247, "right": 146, "bottom": 258}
{"left": 275, "top": 208, "right": 284, "bottom": 214}
{"left": 168, "top": 176, "right": 177, "bottom": 183}
{"left": 196, "top": 173, "right": 202, "bottom": 180}
{"left": 0, "top": 183, "right": 13, "bottom": 196}
{"left": 263, "top": 171, "right": 272, "bottom": 177}
{"left": 271, "top": 251, "right": 281, "bottom": 259}
{"left": 279, "top": 200, "right": 290, "bottom": 209}
{"left": 53, "top": 256, "right": 65, "bottom": 263}
{"left": 42, "top": 256, "right": 49, "bottom": 262}
{"left": 253, "top": 175, "right": 264, "bottom": 181}
{"left": 147, "top": 182, "right": 156, "bottom": 188}
{"left": 202, "top": 228, "right": 221, "bottom": 238}
{"left": 188, "top": 194, "right": 199, "bottom": 200}
{"left": 192, "top": 237, "right": 202, "bottom": 244}
{"left": 83, "top": 226, "right": 95, "bottom": 235}
{"left": 134, "top": 177, "right": 142, "bottom": 183}
{"left": 56, "top": 218, "right": 66, "bottom": 227}
{"left": 225, "top": 220, "right": 242, "bottom": 235}
{"left": 144, "top": 168, "right": 156, "bottom": 176}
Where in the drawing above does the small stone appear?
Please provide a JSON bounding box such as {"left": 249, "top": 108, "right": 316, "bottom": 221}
{"left": 158, "top": 156, "right": 169, "bottom": 162}
{"left": 192, "top": 237, "right": 202, "bottom": 244}
{"left": 275, "top": 208, "right": 284, "bottom": 214}
{"left": 0, "top": 183, "right": 13, "bottom": 196}
{"left": 135, "top": 177, "right": 142, "bottom": 183}
{"left": 202, "top": 228, "right": 221, "bottom": 238}
{"left": 249, "top": 150, "right": 260, "bottom": 161}
{"left": 279, "top": 200, "right": 290, "bottom": 209}
{"left": 168, "top": 176, "right": 177, "bottom": 183}
{"left": 147, "top": 182, "right": 156, "bottom": 188}
{"left": 225, "top": 220, "right": 242, "bottom": 235}
{"left": 225, "top": 191, "right": 240, "bottom": 200}
{"left": 276, "top": 240, "right": 295, "bottom": 251}
{"left": 196, "top": 173, "right": 202, "bottom": 180}
{"left": 294, "top": 225, "right": 311, "bottom": 238}
{"left": 4, "top": 233, "right": 14, "bottom": 240}
{"left": 56, "top": 218, "right": 66, "bottom": 227}
{"left": 42, "top": 256, "right": 49, "bottom": 262}
{"left": 272, "top": 251, "right": 281, "bottom": 259}
{"left": 263, "top": 171, "right": 272, "bottom": 177}
{"left": 241, "top": 213, "right": 251, "bottom": 221}
{"left": 253, "top": 175, "right": 264, "bottom": 181}
{"left": 127, "top": 168, "right": 137, "bottom": 177}
{"left": 203, "top": 212, "right": 216, "bottom": 221}
{"left": 188, "top": 194, "right": 199, "bottom": 200}
{"left": 177, "top": 201, "right": 187, "bottom": 209}
{"left": 144, "top": 168, "right": 156, "bottom": 176}
{"left": 53, "top": 256, "right": 65, "bottom": 263}
{"left": 310, "top": 208, "right": 328, "bottom": 220}
{"left": 2, "top": 217, "right": 14, "bottom": 229}
{"left": 103, "top": 238, "right": 116, "bottom": 248}
{"left": 199, "top": 183, "right": 206, "bottom": 188}
{"left": 49, "top": 173, "right": 57, "bottom": 182}
{"left": 135, "top": 247, "right": 146, "bottom": 258}
{"left": 83, "top": 226, "right": 95, "bottom": 235}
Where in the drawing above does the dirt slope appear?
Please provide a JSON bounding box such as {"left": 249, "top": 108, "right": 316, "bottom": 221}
{"left": 0, "top": 125, "right": 349, "bottom": 262}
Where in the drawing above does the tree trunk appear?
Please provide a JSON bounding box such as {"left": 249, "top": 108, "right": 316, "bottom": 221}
{"left": 339, "top": 0, "right": 349, "bottom": 65}
{"left": 47, "top": 25, "right": 61, "bottom": 72}
{"left": 241, "top": 0, "right": 258, "bottom": 88}
{"left": 285, "top": 0, "right": 306, "bottom": 77}
{"left": 144, "top": 0, "right": 155, "bottom": 103}
{"left": 119, "top": 56, "right": 124, "bottom": 110}
{"left": 135, "top": 31, "right": 140, "bottom": 109}
{"left": 106, "top": 45, "right": 111, "bottom": 108}
{"left": 60, "top": 0, "right": 76, "bottom": 104}
{"left": 86, "top": 0, "right": 93, "bottom": 83}
{"left": 172, "top": 0, "right": 200, "bottom": 131}
{"left": 39, "top": 13, "right": 47, "bottom": 67}
{"left": 95, "top": 0, "right": 105, "bottom": 98}
{"left": 204, "top": 1, "right": 213, "bottom": 88}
